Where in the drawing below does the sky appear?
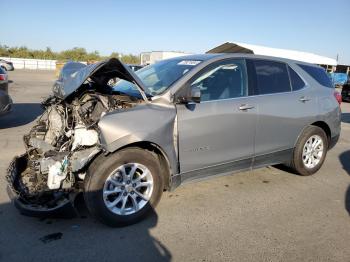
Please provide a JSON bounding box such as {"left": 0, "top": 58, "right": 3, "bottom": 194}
{"left": 2, "top": 0, "right": 350, "bottom": 64}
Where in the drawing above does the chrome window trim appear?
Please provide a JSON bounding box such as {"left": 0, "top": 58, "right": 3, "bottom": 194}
{"left": 197, "top": 84, "right": 311, "bottom": 104}
{"left": 173, "top": 57, "right": 313, "bottom": 104}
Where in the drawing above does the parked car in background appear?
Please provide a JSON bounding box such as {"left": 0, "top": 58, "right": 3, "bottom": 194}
{"left": 0, "top": 67, "right": 12, "bottom": 115}
{"left": 7, "top": 54, "right": 341, "bottom": 227}
{"left": 0, "top": 59, "right": 14, "bottom": 71}
{"left": 341, "top": 82, "right": 350, "bottom": 102}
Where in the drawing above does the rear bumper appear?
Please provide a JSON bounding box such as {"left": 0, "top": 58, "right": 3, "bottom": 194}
{"left": 6, "top": 155, "right": 77, "bottom": 218}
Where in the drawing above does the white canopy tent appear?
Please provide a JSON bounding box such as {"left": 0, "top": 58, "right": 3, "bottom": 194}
{"left": 207, "top": 42, "right": 337, "bottom": 66}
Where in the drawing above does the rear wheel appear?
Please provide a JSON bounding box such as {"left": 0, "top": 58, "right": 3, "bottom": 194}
{"left": 289, "top": 126, "right": 328, "bottom": 176}
{"left": 84, "top": 147, "right": 164, "bottom": 227}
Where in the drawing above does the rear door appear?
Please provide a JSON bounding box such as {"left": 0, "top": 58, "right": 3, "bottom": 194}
{"left": 176, "top": 59, "right": 257, "bottom": 180}
{"left": 246, "top": 59, "right": 318, "bottom": 166}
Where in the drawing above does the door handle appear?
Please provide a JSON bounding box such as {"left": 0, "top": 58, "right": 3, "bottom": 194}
{"left": 239, "top": 104, "right": 255, "bottom": 111}
{"left": 299, "top": 96, "right": 311, "bottom": 102}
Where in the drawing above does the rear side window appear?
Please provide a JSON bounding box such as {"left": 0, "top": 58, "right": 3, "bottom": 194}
{"left": 288, "top": 66, "right": 305, "bottom": 91}
{"left": 298, "top": 64, "right": 333, "bottom": 88}
{"left": 252, "top": 60, "right": 291, "bottom": 95}
{"left": 0, "top": 67, "right": 5, "bottom": 74}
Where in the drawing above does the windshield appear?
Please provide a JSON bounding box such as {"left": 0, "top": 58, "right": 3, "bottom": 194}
{"left": 113, "top": 58, "right": 202, "bottom": 96}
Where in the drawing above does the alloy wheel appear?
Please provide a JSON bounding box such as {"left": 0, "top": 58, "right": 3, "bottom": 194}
{"left": 302, "top": 135, "right": 324, "bottom": 169}
{"left": 103, "top": 163, "right": 154, "bottom": 215}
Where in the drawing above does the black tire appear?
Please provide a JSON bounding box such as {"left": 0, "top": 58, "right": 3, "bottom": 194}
{"left": 289, "top": 126, "right": 328, "bottom": 176}
{"left": 84, "top": 147, "right": 164, "bottom": 227}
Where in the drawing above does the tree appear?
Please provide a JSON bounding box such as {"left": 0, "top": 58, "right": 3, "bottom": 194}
{"left": 120, "top": 54, "right": 140, "bottom": 64}
{"left": 110, "top": 52, "right": 120, "bottom": 58}
{"left": 0, "top": 44, "right": 141, "bottom": 64}
{"left": 0, "top": 45, "right": 9, "bottom": 57}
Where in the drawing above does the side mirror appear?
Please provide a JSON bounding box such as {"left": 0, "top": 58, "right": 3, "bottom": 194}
{"left": 177, "top": 85, "right": 201, "bottom": 104}
{"left": 190, "top": 85, "right": 201, "bottom": 103}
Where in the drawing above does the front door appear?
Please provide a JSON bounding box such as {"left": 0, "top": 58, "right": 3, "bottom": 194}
{"left": 176, "top": 59, "right": 256, "bottom": 181}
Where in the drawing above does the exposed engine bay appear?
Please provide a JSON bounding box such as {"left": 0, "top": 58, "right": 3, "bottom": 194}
{"left": 6, "top": 58, "right": 144, "bottom": 215}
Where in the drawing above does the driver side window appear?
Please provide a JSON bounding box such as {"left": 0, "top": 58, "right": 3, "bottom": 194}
{"left": 190, "top": 59, "right": 247, "bottom": 102}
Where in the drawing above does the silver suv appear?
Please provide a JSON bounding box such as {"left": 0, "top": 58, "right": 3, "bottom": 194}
{"left": 7, "top": 54, "right": 341, "bottom": 226}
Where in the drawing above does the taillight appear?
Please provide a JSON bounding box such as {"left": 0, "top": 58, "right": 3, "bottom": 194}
{"left": 334, "top": 90, "right": 342, "bottom": 105}
{"left": 0, "top": 74, "right": 6, "bottom": 81}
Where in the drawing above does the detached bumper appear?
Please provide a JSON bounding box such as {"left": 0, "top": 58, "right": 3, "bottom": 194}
{"left": 6, "top": 155, "right": 77, "bottom": 218}
{"left": 7, "top": 185, "right": 76, "bottom": 218}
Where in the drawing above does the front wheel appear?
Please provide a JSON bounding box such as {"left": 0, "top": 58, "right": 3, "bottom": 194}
{"left": 84, "top": 148, "right": 164, "bottom": 227}
{"left": 289, "top": 126, "right": 328, "bottom": 176}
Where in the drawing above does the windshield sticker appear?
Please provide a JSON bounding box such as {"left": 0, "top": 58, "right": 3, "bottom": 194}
{"left": 221, "top": 64, "right": 238, "bottom": 70}
{"left": 177, "top": 60, "right": 201, "bottom": 66}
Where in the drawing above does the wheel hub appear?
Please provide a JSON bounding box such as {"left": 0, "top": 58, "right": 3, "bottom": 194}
{"left": 102, "top": 163, "right": 154, "bottom": 216}
{"left": 302, "top": 135, "right": 324, "bottom": 169}
{"left": 125, "top": 184, "right": 133, "bottom": 193}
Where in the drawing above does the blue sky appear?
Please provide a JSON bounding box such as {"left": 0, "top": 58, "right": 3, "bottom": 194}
{"left": 2, "top": 0, "right": 350, "bottom": 64}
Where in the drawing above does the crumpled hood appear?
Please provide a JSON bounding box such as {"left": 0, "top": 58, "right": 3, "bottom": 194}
{"left": 52, "top": 58, "right": 146, "bottom": 100}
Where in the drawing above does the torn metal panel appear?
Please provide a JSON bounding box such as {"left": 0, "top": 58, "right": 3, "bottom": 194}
{"left": 28, "top": 138, "right": 54, "bottom": 153}
{"left": 70, "top": 147, "right": 101, "bottom": 172}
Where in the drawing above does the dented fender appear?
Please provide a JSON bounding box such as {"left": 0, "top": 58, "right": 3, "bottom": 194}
{"left": 98, "top": 102, "right": 179, "bottom": 176}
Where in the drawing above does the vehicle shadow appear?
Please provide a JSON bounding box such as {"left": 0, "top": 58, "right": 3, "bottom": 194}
{"left": 339, "top": 150, "right": 350, "bottom": 216}
{"left": 0, "top": 194, "right": 171, "bottom": 261}
{"left": 342, "top": 112, "right": 350, "bottom": 124}
{"left": 0, "top": 103, "right": 43, "bottom": 129}
{"left": 272, "top": 164, "right": 296, "bottom": 175}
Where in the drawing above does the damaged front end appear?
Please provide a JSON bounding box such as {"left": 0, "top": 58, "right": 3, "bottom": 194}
{"left": 6, "top": 58, "right": 145, "bottom": 217}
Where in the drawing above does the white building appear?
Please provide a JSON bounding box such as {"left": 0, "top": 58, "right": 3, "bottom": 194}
{"left": 140, "top": 51, "right": 192, "bottom": 65}
{"left": 0, "top": 57, "right": 57, "bottom": 70}
{"left": 207, "top": 42, "right": 337, "bottom": 71}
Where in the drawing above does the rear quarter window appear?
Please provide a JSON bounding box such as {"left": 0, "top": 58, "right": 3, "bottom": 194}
{"left": 298, "top": 64, "right": 333, "bottom": 88}
{"left": 288, "top": 66, "right": 305, "bottom": 91}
